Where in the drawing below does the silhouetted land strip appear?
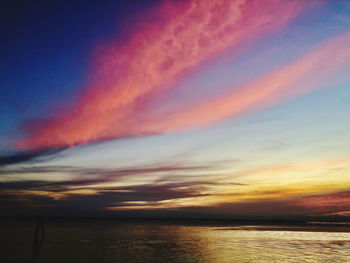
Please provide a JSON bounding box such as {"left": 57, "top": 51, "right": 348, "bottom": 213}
{"left": 1, "top": 215, "right": 350, "bottom": 228}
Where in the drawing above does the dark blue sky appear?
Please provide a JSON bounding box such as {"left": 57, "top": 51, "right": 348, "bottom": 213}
{"left": 0, "top": 0, "right": 160, "bottom": 151}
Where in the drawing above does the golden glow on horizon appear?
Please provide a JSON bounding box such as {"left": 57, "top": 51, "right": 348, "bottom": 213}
{"left": 8, "top": 157, "right": 348, "bottom": 213}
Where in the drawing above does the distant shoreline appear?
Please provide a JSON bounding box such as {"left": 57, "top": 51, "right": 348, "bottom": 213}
{"left": 1, "top": 216, "right": 350, "bottom": 227}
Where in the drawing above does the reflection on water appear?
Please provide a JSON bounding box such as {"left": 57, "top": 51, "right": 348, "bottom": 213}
{"left": 2, "top": 220, "right": 350, "bottom": 263}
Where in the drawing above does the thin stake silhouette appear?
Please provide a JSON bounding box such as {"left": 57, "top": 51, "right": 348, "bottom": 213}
{"left": 31, "top": 217, "right": 45, "bottom": 262}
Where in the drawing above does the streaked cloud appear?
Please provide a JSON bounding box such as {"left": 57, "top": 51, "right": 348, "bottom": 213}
{"left": 1, "top": 156, "right": 349, "bottom": 217}
{"left": 18, "top": 0, "right": 315, "bottom": 149}
{"left": 123, "top": 31, "right": 350, "bottom": 133}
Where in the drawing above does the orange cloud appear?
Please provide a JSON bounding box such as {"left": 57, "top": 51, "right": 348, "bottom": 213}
{"left": 19, "top": 0, "right": 313, "bottom": 149}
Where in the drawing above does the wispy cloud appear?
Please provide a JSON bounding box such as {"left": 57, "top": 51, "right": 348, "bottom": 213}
{"left": 127, "top": 31, "right": 350, "bottom": 132}
{"left": 18, "top": 0, "right": 314, "bottom": 149}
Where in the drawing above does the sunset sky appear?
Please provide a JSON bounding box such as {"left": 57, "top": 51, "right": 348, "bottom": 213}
{"left": 1, "top": 0, "right": 350, "bottom": 219}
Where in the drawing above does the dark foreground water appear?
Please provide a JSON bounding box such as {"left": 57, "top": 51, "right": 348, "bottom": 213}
{"left": 2, "top": 219, "right": 350, "bottom": 263}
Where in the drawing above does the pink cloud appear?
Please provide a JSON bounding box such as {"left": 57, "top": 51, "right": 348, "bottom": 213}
{"left": 19, "top": 0, "right": 317, "bottom": 149}
{"left": 139, "top": 31, "right": 350, "bottom": 132}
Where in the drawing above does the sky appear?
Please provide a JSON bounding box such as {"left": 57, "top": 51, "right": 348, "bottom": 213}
{"left": 0, "top": 0, "right": 350, "bottom": 219}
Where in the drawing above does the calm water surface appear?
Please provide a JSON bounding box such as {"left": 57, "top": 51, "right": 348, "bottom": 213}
{"left": 2, "top": 220, "right": 350, "bottom": 262}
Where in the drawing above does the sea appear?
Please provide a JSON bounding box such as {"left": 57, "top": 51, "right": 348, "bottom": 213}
{"left": 2, "top": 219, "right": 350, "bottom": 263}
